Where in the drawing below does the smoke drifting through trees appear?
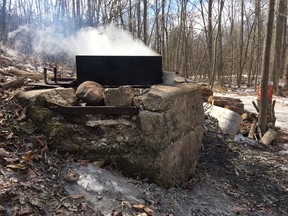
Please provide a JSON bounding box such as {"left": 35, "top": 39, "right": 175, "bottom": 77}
{"left": 8, "top": 24, "right": 159, "bottom": 58}
{"left": 1, "top": 0, "right": 288, "bottom": 88}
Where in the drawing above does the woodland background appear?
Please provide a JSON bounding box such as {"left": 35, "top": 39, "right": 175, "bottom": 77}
{"left": 0, "top": 0, "right": 288, "bottom": 91}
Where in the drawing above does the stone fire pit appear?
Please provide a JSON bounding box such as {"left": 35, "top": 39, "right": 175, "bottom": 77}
{"left": 16, "top": 83, "right": 203, "bottom": 187}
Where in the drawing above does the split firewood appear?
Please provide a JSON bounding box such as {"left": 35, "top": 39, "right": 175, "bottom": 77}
{"left": 241, "top": 112, "right": 255, "bottom": 121}
{"left": 260, "top": 128, "right": 277, "bottom": 146}
{"left": 248, "top": 121, "right": 257, "bottom": 140}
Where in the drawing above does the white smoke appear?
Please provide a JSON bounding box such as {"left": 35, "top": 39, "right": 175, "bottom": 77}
{"left": 8, "top": 24, "right": 159, "bottom": 57}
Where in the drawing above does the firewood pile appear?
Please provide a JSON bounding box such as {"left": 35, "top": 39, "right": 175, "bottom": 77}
{"left": 202, "top": 87, "right": 278, "bottom": 146}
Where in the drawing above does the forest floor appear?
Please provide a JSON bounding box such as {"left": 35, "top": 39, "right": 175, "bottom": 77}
{"left": 1, "top": 50, "right": 288, "bottom": 215}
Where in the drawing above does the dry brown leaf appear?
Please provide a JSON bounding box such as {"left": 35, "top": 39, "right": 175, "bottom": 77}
{"left": 6, "top": 132, "right": 13, "bottom": 139}
{"left": 16, "top": 107, "right": 27, "bottom": 121}
{"left": 144, "top": 207, "right": 154, "bottom": 216}
{"left": 132, "top": 203, "right": 145, "bottom": 209}
{"left": 31, "top": 136, "right": 46, "bottom": 147}
{"left": 69, "top": 194, "right": 84, "bottom": 199}
{"left": 64, "top": 170, "right": 79, "bottom": 182}
{"left": 4, "top": 157, "right": 20, "bottom": 163}
{"left": 7, "top": 163, "right": 28, "bottom": 169}
{"left": 77, "top": 159, "right": 90, "bottom": 165}
{"left": 22, "top": 151, "right": 34, "bottom": 162}
{"left": 0, "top": 205, "right": 5, "bottom": 212}
{"left": 18, "top": 204, "right": 33, "bottom": 215}
{"left": 137, "top": 213, "right": 148, "bottom": 216}
{"left": 0, "top": 148, "right": 10, "bottom": 159}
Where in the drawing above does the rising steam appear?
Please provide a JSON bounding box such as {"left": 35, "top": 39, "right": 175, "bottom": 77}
{"left": 8, "top": 24, "right": 159, "bottom": 57}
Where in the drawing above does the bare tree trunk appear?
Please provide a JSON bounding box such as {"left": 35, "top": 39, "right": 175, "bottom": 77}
{"left": 207, "top": 0, "right": 213, "bottom": 85}
{"left": 87, "top": 0, "right": 93, "bottom": 26}
{"left": 237, "top": 0, "right": 244, "bottom": 88}
{"left": 280, "top": 4, "right": 287, "bottom": 77}
{"left": 137, "top": 0, "right": 141, "bottom": 39}
{"left": 129, "top": 0, "right": 133, "bottom": 34}
{"left": 217, "top": 0, "right": 225, "bottom": 85}
{"left": 258, "top": 0, "right": 276, "bottom": 134}
{"left": 1, "top": 0, "right": 7, "bottom": 42}
{"left": 280, "top": 7, "right": 287, "bottom": 82}
{"left": 143, "top": 0, "right": 148, "bottom": 44}
{"left": 228, "top": 0, "right": 234, "bottom": 87}
{"left": 161, "top": 0, "right": 167, "bottom": 67}
{"left": 271, "top": 0, "right": 287, "bottom": 94}
{"left": 76, "top": 0, "right": 81, "bottom": 29}
{"left": 254, "top": 0, "right": 262, "bottom": 90}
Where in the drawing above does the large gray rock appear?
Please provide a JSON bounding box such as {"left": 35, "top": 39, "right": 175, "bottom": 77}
{"left": 76, "top": 81, "right": 104, "bottom": 105}
{"left": 16, "top": 88, "right": 77, "bottom": 106}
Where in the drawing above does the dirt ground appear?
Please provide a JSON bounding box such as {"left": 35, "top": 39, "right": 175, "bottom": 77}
{"left": 1, "top": 84, "right": 288, "bottom": 215}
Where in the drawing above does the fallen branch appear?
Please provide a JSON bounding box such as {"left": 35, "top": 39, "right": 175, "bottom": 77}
{"left": 248, "top": 121, "right": 257, "bottom": 140}
{"left": 0, "top": 78, "right": 25, "bottom": 90}
{"left": 252, "top": 101, "right": 259, "bottom": 113}
{"left": 269, "top": 100, "right": 276, "bottom": 128}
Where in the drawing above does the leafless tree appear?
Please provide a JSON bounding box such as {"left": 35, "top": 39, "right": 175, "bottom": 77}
{"left": 258, "top": 0, "right": 276, "bottom": 134}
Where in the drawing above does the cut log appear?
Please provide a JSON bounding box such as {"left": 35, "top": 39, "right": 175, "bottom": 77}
{"left": 224, "top": 105, "right": 246, "bottom": 115}
{"left": 202, "top": 88, "right": 213, "bottom": 102}
{"left": 208, "top": 96, "right": 244, "bottom": 109}
{"left": 208, "top": 96, "right": 242, "bottom": 103}
{"left": 260, "top": 129, "right": 277, "bottom": 146}
{"left": 241, "top": 112, "right": 255, "bottom": 121}
{"left": 0, "top": 78, "right": 25, "bottom": 90}
{"left": 7, "top": 69, "right": 45, "bottom": 80}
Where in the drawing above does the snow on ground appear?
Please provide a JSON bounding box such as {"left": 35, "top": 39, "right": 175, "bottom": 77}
{"left": 214, "top": 89, "right": 288, "bottom": 130}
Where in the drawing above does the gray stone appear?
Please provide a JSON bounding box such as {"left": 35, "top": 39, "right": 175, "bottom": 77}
{"left": 136, "top": 83, "right": 201, "bottom": 112}
{"left": 16, "top": 88, "right": 77, "bottom": 106}
{"left": 104, "top": 86, "right": 135, "bottom": 107}
{"left": 76, "top": 81, "right": 104, "bottom": 105}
